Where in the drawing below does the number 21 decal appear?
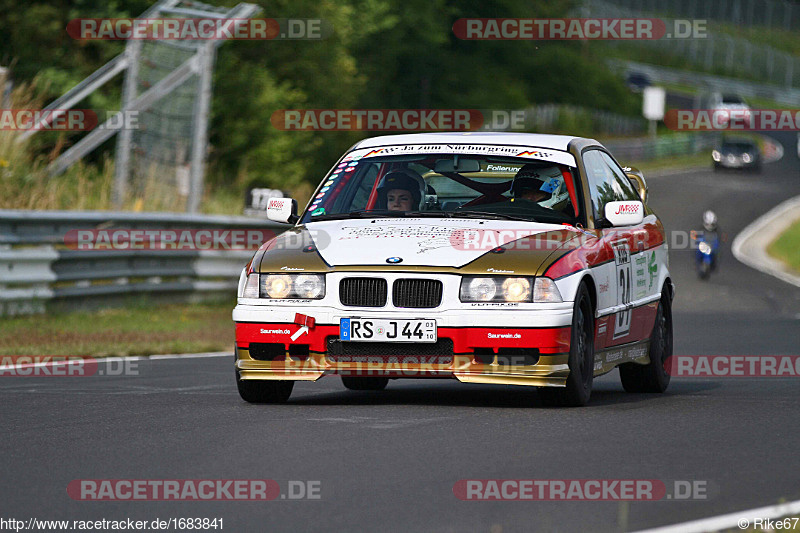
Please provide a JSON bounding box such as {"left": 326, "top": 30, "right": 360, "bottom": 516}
{"left": 612, "top": 240, "right": 632, "bottom": 339}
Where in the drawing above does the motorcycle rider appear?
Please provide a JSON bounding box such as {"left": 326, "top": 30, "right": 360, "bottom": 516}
{"left": 697, "top": 210, "right": 721, "bottom": 275}
{"left": 703, "top": 210, "right": 718, "bottom": 233}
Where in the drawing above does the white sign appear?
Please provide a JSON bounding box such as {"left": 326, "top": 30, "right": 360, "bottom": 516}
{"left": 642, "top": 87, "right": 666, "bottom": 121}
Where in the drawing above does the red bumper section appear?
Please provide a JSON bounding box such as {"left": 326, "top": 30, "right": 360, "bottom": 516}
{"left": 235, "top": 322, "right": 572, "bottom": 355}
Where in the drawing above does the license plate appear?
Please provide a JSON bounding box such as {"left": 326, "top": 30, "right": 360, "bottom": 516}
{"left": 339, "top": 318, "right": 437, "bottom": 343}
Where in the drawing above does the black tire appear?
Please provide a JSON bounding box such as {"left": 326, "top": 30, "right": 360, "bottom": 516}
{"left": 236, "top": 369, "right": 294, "bottom": 403}
{"left": 341, "top": 376, "right": 389, "bottom": 391}
{"left": 698, "top": 261, "right": 710, "bottom": 280}
{"left": 619, "top": 293, "right": 672, "bottom": 393}
{"left": 539, "top": 284, "right": 595, "bottom": 407}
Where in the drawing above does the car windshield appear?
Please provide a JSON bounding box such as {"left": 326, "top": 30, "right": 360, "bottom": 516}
{"left": 300, "top": 154, "right": 580, "bottom": 225}
{"left": 721, "top": 95, "right": 744, "bottom": 104}
{"left": 722, "top": 141, "right": 756, "bottom": 152}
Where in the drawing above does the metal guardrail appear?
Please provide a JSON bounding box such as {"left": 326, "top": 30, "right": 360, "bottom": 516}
{"left": 604, "top": 132, "right": 719, "bottom": 162}
{"left": 0, "top": 210, "right": 282, "bottom": 317}
{"left": 587, "top": 0, "right": 800, "bottom": 90}
{"left": 608, "top": 59, "right": 800, "bottom": 107}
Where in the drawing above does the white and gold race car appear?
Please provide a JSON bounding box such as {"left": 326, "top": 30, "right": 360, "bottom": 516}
{"left": 233, "top": 133, "right": 674, "bottom": 406}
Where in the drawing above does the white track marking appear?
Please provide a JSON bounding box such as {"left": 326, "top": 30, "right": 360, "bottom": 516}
{"left": 633, "top": 498, "right": 800, "bottom": 533}
{"left": 732, "top": 195, "right": 800, "bottom": 289}
{"left": 0, "top": 351, "right": 231, "bottom": 371}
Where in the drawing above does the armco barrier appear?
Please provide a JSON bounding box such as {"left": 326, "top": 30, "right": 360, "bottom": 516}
{"left": 608, "top": 59, "right": 800, "bottom": 107}
{"left": 0, "top": 210, "right": 283, "bottom": 316}
{"left": 604, "top": 132, "right": 718, "bottom": 162}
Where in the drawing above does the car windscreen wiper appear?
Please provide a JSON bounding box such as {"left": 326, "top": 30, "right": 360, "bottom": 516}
{"left": 450, "top": 210, "right": 535, "bottom": 222}
{"left": 403, "top": 211, "right": 453, "bottom": 218}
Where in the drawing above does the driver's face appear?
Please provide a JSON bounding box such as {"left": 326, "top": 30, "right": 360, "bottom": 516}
{"left": 521, "top": 189, "right": 548, "bottom": 202}
{"left": 387, "top": 189, "right": 413, "bottom": 211}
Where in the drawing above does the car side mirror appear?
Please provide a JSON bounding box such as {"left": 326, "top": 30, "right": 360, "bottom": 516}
{"left": 625, "top": 167, "right": 648, "bottom": 203}
{"left": 266, "top": 197, "right": 299, "bottom": 224}
{"left": 604, "top": 200, "right": 644, "bottom": 227}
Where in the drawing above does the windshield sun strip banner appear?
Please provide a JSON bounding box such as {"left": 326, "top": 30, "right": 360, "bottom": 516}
{"left": 344, "top": 144, "right": 577, "bottom": 167}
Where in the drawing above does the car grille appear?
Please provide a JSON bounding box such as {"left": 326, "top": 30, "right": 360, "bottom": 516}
{"left": 339, "top": 277, "right": 387, "bottom": 307}
{"left": 392, "top": 279, "right": 443, "bottom": 308}
{"left": 326, "top": 338, "right": 454, "bottom": 365}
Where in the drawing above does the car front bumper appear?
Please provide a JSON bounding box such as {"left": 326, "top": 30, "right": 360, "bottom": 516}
{"left": 717, "top": 156, "right": 758, "bottom": 168}
{"left": 233, "top": 304, "right": 574, "bottom": 387}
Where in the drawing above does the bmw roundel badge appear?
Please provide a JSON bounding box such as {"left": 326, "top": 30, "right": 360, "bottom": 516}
{"left": 386, "top": 257, "right": 403, "bottom": 264}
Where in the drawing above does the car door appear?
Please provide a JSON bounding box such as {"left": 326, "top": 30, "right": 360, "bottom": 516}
{"left": 599, "top": 151, "right": 659, "bottom": 346}
{"left": 581, "top": 149, "right": 641, "bottom": 350}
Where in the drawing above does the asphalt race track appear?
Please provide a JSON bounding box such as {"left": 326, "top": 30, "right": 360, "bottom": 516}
{"left": 3, "top": 134, "right": 800, "bottom": 532}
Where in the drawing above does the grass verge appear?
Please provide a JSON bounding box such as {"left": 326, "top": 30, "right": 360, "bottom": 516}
{"left": 768, "top": 219, "right": 800, "bottom": 274}
{"left": 0, "top": 301, "right": 235, "bottom": 357}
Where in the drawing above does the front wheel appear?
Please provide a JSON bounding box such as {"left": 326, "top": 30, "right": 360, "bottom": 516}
{"left": 539, "top": 284, "right": 595, "bottom": 407}
{"left": 698, "top": 261, "right": 711, "bottom": 280}
{"left": 236, "top": 369, "right": 294, "bottom": 403}
{"left": 619, "top": 293, "right": 672, "bottom": 393}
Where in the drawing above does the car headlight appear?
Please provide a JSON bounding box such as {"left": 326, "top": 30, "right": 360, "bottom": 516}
{"left": 698, "top": 241, "right": 712, "bottom": 254}
{"left": 742, "top": 153, "right": 752, "bottom": 163}
{"left": 264, "top": 274, "right": 292, "bottom": 298}
{"left": 460, "top": 277, "right": 533, "bottom": 303}
{"left": 533, "top": 277, "right": 563, "bottom": 303}
{"left": 461, "top": 277, "right": 498, "bottom": 301}
{"left": 502, "top": 278, "right": 531, "bottom": 302}
{"left": 294, "top": 274, "right": 325, "bottom": 299}
{"left": 239, "top": 273, "right": 326, "bottom": 299}
{"left": 712, "top": 150, "right": 721, "bottom": 162}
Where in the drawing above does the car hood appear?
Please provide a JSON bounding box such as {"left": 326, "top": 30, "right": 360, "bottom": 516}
{"left": 305, "top": 218, "right": 568, "bottom": 268}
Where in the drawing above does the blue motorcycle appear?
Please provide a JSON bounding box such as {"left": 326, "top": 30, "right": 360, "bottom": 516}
{"left": 692, "top": 230, "right": 720, "bottom": 280}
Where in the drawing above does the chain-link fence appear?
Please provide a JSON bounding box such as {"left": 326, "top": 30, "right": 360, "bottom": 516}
{"left": 130, "top": 39, "right": 203, "bottom": 200}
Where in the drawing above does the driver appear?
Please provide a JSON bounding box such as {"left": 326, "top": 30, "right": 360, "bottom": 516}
{"left": 376, "top": 170, "right": 425, "bottom": 212}
{"left": 510, "top": 163, "right": 553, "bottom": 204}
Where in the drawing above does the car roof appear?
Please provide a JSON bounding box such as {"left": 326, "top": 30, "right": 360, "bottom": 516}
{"left": 351, "top": 132, "right": 599, "bottom": 152}
{"left": 722, "top": 138, "right": 757, "bottom": 145}
{"left": 722, "top": 94, "right": 744, "bottom": 102}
